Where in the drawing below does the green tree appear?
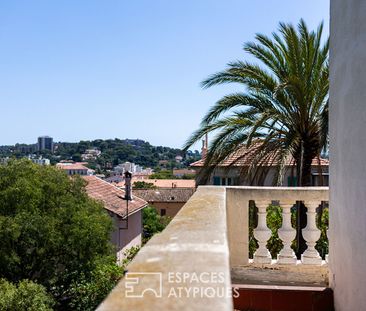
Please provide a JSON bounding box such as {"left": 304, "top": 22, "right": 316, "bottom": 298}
{"left": 142, "top": 206, "right": 170, "bottom": 243}
{"left": 133, "top": 181, "right": 157, "bottom": 189}
{"left": 0, "top": 159, "right": 114, "bottom": 308}
{"left": 67, "top": 247, "right": 141, "bottom": 311}
{"left": 0, "top": 279, "right": 55, "bottom": 311}
{"left": 149, "top": 170, "right": 176, "bottom": 179}
{"left": 67, "top": 257, "right": 124, "bottom": 311}
{"left": 184, "top": 19, "right": 329, "bottom": 187}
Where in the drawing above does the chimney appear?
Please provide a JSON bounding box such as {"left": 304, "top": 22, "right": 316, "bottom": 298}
{"left": 124, "top": 171, "right": 133, "bottom": 200}
{"left": 201, "top": 134, "right": 208, "bottom": 159}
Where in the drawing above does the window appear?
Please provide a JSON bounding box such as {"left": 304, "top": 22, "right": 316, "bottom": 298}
{"left": 287, "top": 176, "right": 297, "bottom": 187}
{"left": 161, "top": 209, "right": 166, "bottom": 216}
{"left": 221, "top": 178, "right": 226, "bottom": 185}
{"left": 227, "top": 178, "right": 232, "bottom": 186}
{"left": 213, "top": 176, "right": 220, "bottom": 185}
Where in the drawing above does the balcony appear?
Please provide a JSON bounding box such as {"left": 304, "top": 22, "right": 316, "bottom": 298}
{"left": 97, "top": 186, "right": 331, "bottom": 311}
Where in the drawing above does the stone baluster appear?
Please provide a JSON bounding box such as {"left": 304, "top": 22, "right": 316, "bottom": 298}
{"left": 301, "top": 201, "right": 322, "bottom": 265}
{"left": 277, "top": 202, "right": 297, "bottom": 264}
{"left": 253, "top": 200, "right": 272, "bottom": 264}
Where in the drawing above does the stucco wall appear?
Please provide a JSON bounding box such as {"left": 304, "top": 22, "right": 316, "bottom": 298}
{"left": 149, "top": 201, "right": 185, "bottom": 218}
{"left": 330, "top": 1, "right": 366, "bottom": 309}
{"left": 110, "top": 211, "right": 143, "bottom": 264}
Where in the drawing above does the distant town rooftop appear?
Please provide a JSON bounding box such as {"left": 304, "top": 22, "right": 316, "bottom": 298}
{"left": 134, "top": 188, "right": 196, "bottom": 203}
{"left": 117, "top": 179, "right": 196, "bottom": 188}
{"left": 56, "top": 162, "right": 90, "bottom": 170}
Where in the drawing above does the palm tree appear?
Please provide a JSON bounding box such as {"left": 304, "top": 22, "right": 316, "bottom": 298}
{"left": 184, "top": 19, "right": 329, "bottom": 187}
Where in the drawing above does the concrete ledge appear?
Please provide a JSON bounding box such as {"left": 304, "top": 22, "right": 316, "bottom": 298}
{"left": 225, "top": 186, "right": 329, "bottom": 202}
{"left": 97, "top": 187, "right": 233, "bottom": 311}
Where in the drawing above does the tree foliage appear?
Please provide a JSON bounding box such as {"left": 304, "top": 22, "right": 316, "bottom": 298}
{"left": 67, "top": 256, "right": 124, "bottom": 311}
{"left": 133, "top": 181, "right": 157, "bottom": 189}
{"left": 149, "top": 169, "right": 177, "bottom": 179}
{"left": 142, "top": 206, "right": 171, "bottom": 243}
{"left": 0, "top": 279, "right": 55, "bottom": 311}
{"left": 0, "top": 159, "right": 115, "bottom": 309}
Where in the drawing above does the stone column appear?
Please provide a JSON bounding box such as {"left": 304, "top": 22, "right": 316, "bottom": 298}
{"left": 301, "top": 201, "right": 322, "bottom": 265}
{"left": 253, "top": 200, "right": 272, "bottom": 264}
{"left": 277, "top": 202, "right": 297, "bottom": 264}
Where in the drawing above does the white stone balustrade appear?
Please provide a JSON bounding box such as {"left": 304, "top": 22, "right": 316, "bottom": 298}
{"left": 277, "top": 202, "right": 297, "bottom": 264}
{"left": 253, "top": 200, "right": 272, "bottom": 264}
{"left": 302, "top": 201, "right": 322, "bottom": 265}
{"left": 226, "top": 186, "right": 329, "bottom": 267}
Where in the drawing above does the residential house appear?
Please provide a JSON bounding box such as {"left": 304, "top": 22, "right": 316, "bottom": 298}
{"left": 83, "top": 176, "right": 147, "bottom": 264}
{"left": 56, "top": 162, "right": 92, "bottom": 176}
{"left": 130, "top": 179, "right": 196, "bottom": 217}
{"left": 190, "top": 144, "right": 329, "bottom": 186}
{"left": 172, "top": 169, "right": 196, "bottom": 178}
{"left": 134, "top": 188, "right": 195, "bottom": 218}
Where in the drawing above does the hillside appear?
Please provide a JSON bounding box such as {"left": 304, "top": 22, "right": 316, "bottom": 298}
{"left": 0, "top": 138, "right": 201, "bottom": 170}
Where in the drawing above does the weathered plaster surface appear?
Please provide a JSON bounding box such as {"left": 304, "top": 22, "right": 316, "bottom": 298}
{"left": 330, "top": 1, "right": 366, "bottom": 309}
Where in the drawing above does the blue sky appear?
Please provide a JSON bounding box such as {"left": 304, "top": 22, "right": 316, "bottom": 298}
{"left": 0, "top": 0, "right": 329, "bottom": 148}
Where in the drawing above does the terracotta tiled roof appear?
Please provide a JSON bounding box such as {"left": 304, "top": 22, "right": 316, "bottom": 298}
{"left": 83, "top": 176, "right": 147, "bottom": 218}
{"left": 173, "top": 169, "right": 196, "bottom": 175}
{"left": 56, "top": 163, "right": 89, "bottom": 170}
{"left": 133, "top": 188, "right": 196, "bottom": 203}
{"left": 190, "top": 145, "right": 329, "bottom": 168}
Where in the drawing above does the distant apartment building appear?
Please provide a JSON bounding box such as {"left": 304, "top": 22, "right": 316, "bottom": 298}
{"left": 37, "top": 136, "right": 54, "bottom": 152}
{"left": 175, "top": 155, "right": 183, "bottom": 163}
{"left": 15, "top": 144, "right": 36, "bottom": 154}
{"left": 112, "top": 162, "right": 151, "bottom": 176}
{"left": 113, "top": 162, "right": 135, "bottom": 174}
{"left": 30, "top": 156, "right": 50, "bottom": 166}
{"left": 81, "top": 148, "right": 101, "bottom": 161}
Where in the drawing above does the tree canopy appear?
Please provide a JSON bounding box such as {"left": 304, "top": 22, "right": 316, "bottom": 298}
{"left": 0, "top": 159, "right": 115, "bottom": 309}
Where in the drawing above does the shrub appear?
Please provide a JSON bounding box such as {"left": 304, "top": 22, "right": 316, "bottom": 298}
{"left": 142, "top": 206, "right": 171, "bottom": 243}
{"left": 0, "top": 279, "right": 54, "bottom": 311}
{"left": 0, "top": 159, "right": 114, "bottom": 308}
